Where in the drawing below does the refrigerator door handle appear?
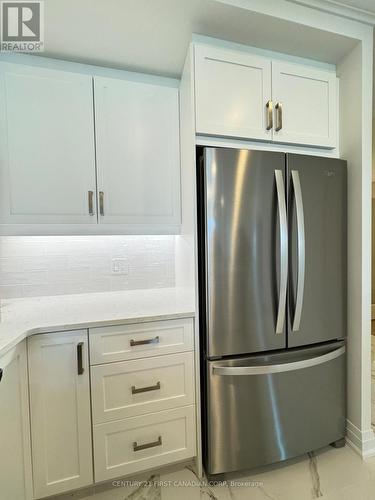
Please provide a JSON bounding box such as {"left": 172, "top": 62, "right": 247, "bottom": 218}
{"left": 212, "top": 346, "right": 345, "bottom": 376}
{"left": 275, "top": 170, "right": 288, "bottom": 334}
{"left": 291, "top": 170, "right": 306, "bottom": 332}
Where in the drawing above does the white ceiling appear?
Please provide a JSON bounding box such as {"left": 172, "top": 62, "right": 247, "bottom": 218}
{"left": 40, "top": 0, "right": 357, "bottom": 79}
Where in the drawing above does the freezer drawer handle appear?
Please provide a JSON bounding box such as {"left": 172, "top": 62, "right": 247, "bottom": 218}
{"left": 133, "top": 436, "right": 162, "bottom": 452}
{"left": 212, "top": 346, "right": 345, "bottom": 376}
{"left": 291, "top": 170, "right": 306, "bottom": 332}
{"left": 131, "top": 381, "right": 161, "bottom": 394}
{"left": 130, "top": 336, "right": 160, "bottom": 347}
{"left": 275, "top": 170, "right": 288, "bottom": 334}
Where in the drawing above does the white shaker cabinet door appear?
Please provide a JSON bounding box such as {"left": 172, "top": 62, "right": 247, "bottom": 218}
{"left": 28, "top": 331, "right": 93, "bottom": 498}
{"left": 271, "top": 61, "right": 337, "bottom": 148}
{"left": 0, "top": 63, "right": 97, "bottom": 224}
{"left": 94, "top": 77, "right": 181, "bottom": 228}
{"left": 194, "top": 44, "right": 272, "bottom": 141}
{"left": 0, "top": 341, "right": 32, "bottom": 500}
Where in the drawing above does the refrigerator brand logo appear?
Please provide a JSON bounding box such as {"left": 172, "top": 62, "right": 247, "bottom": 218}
{"left": 1, "top": 1, "right": 44, "bottom": 52}
{"left": 324, "top": 170, "right": 335, "bottom": 177}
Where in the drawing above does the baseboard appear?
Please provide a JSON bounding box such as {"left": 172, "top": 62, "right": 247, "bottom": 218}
{"left": 346, "top": 419, "right": 375, "bottom": 458}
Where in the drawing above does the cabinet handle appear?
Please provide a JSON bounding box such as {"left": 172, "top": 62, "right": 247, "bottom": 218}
{"left": 131, "top": 381, "right": 161, "bottom": 395}
{"left": 266, "top": 100, "right": 273, "bottom": 130}
{"left": 77, "top": 342, "right": 84, "bottom": 375}
{"left": 88, "top": 191, "right": 94, "bottom": 216}
{"left": 99, "top": 191, "right": 104, "bottom": 216}
{"left": 133, "top": 436, "right": 162, "bottom": 452}
{"left": 0, "top": 368, "right": 3, "bottom": 382}
{"left": 275, "top": 102, "right": 283, "bottom": 131}
{"left": 130, "top": 336, "right": 160, "bottom": 347}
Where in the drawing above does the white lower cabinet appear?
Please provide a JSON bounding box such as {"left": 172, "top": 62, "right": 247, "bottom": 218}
{"left": 25, "top": 320, "right": 197, "bottom": 496}
{"left": 28, "top": 331, "right": 93, "bottom": 499}
{"left": 0, "top": 341, "right": 32, "bottom": 500}
{"left": 93, "top": 406, "right": 196, "bottom": 481}
{"left": 90, "top": 317, "right": 197, "bottom": 483}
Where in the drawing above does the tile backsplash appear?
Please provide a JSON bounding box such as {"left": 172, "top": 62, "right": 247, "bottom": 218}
{"left": 0, "top": 236, "right": 175, "bottom": 299}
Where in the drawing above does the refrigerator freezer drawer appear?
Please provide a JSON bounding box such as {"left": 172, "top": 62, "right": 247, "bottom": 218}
{"left": 205, "top": 342, "right": 346, "bottom": 475}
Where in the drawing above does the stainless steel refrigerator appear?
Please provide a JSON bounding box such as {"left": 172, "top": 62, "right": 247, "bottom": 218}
{"left": 197, "top": 147, "right": 347, "bottom": 477}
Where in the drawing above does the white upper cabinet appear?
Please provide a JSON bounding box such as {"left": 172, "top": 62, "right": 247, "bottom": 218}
{"left": 271, "top": 61, "right": 337, "bottom": 148}
{"left": 28, "top": 331, "right": 93, "bottom": 498}
{"left": 193, "top": 43, "right": 338, "bottom": 150}
{"left": 0, "top": 342, "right": 32, "bottom": 500}
{"left": 194, "top": 44, "right": 272, "bottom": 141}
{"left": 94, "top": 77, "right": 181, "bottom": 227}
{"left": 0, "top": 64, "right": 97, "bottom": 225}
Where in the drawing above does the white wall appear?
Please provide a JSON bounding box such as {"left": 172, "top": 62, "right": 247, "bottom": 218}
{"left": 337, "top": 33, "right": 374, "bottom": 455}
{"left": 0, "top": 235, "right": 176, "bottom": 299}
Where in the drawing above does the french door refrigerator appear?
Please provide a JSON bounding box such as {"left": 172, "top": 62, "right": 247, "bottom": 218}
{"left": 197, "top": 147, "right": 347, "bottom": 477}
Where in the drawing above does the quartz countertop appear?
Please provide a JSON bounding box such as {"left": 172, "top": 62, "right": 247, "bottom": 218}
{"left": 0, "top": 287, "right": 195, "bottom": 357}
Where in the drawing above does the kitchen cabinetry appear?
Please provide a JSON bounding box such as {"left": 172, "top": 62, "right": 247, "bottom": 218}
{"left": 94, "top": 77, "right": 181, "bottom": 227}
{"left": 0, "top": 64, "right": 97, "bottom": 225}
{"left": 194, "top": 44, "right": 338, "bottom": 149}
{"left": 90, "top": 318, "right": 196, "bottom": 482}
{"left": 0, "top": 61, "right": 181, "bottom": 234}
{"left": 25, "top": 318, "right": 196, "bottom": 493}
{"left": 0, "top": 341, "right": 32, "bottom": 500}
{"left": 28, "top": 331, "right": 93, "bottom": 498}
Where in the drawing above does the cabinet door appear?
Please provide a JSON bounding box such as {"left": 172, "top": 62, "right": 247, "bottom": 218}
{"left": 271, "top": 61, "right": 337, "bottom": 148}
{"left": 28, "top": 331, "right": 93, "bottom": 498}
{"left": 194, "top": 44, "right": 272, "bottom": 140}
{"left": 94, "top": 77, "right": 181, "bottom": 227}
{"left": 0, "top": 342, "right": 32, "bottom": 500}
{"left": 0, "top": 63, "right": 97, "bottom": 224}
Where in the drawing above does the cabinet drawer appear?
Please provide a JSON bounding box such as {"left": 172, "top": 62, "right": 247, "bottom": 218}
{"left": 93, "top": 406, "right": 196, "bottom": 481}
{"left": 89, "top": 318, "right": 194, "bottom": 364}
{"left": 91, "top": 352, "right": 195, "bottom": 423}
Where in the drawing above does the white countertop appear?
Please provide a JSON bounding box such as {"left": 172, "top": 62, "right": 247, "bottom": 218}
{"left": 0, "top": 287, "right": 195, "bottom": 357}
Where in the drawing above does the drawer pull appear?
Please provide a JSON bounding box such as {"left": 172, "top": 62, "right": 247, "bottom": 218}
{"left": 133, "top": 436, "right": 162, "bottom": 452}
{"left": 130, "top": 336, "right": 160, "bottom": 347}
{"left": 131, "top": 381, "right": 161, "bottom": 395}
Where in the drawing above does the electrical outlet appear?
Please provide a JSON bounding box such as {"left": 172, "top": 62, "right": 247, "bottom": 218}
{"left": 112, "top": 258, "right": 129, "bottom": 275}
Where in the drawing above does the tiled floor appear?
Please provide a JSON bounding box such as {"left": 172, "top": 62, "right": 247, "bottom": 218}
{"left": 56, "top": 445, "right": 375, "bottom": 500}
